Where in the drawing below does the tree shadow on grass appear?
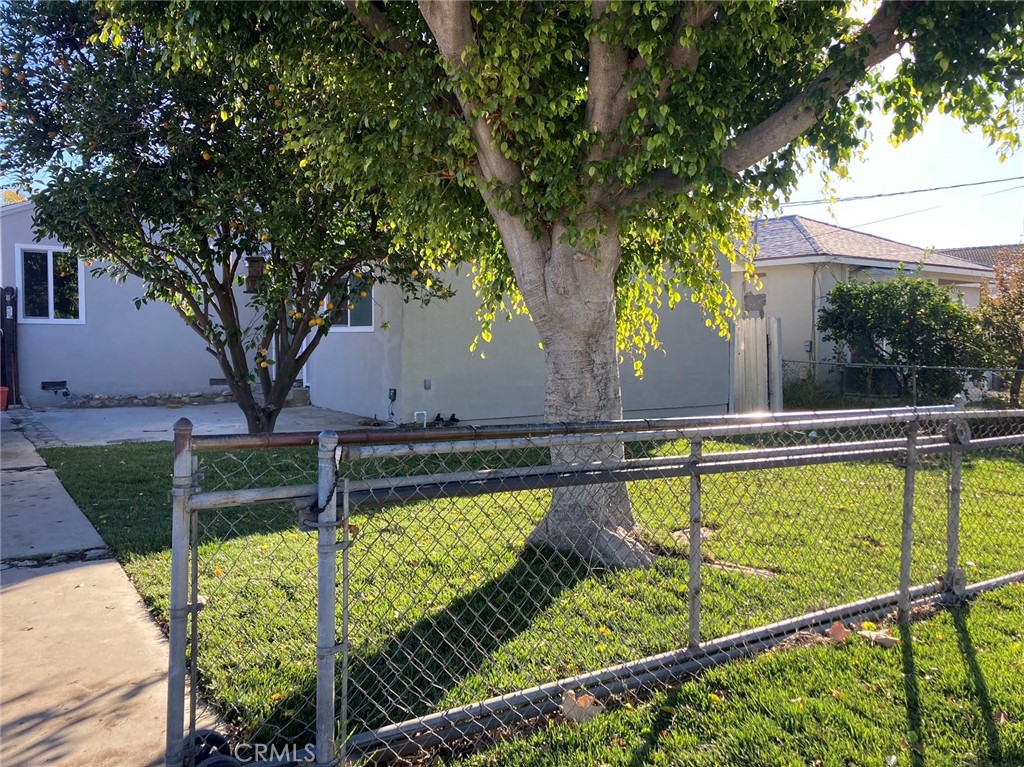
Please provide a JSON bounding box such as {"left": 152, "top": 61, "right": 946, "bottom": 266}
{"left": 951, "top": 604, "right": 1005, "bottom": 765}
{"left": 344, "top": 545, "right": 595, "bottom": 734}
{"left": 253, "top": 545, "right": 597, "bottom": 746}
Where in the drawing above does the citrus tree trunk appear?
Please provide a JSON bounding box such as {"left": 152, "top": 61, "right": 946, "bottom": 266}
{"left": 506, "top": 222, "right": 654, "bottom": 568}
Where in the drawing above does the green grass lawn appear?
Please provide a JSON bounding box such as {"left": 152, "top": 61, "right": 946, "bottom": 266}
{"left": 39, "top": 435, "right": 1024, "bottom": 757}
{"left": 457, "top": 584, "right": 1024, "bottom": 767}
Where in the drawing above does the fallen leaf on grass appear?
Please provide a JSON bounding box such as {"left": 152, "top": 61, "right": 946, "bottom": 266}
{"left": 562, "top": 691, "right": 605, "bottom": 723}
{"left": 996, "top": 711, "right": 1010, "bottom": 725}
{"left": 828, "top": 621, "right": 852, "bottom": 644}
{"left": 857, "top": 629, "right": 901, "bottom": 648}
{"left": 830, "top": 688, "right": 846, "bottom": 700}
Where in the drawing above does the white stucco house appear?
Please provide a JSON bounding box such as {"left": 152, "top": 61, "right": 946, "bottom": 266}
{"left": 2, "top": 198, "right": 733, "bottom": 421}
{"left": 730, "top": 215, "right": 994, "bottom": 365}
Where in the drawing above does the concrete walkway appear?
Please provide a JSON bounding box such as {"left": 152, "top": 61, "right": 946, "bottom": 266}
{"left": 1, "top": 414, "right": 170, "bottom": 766}
{"left": 1, "top": 402, "right": 370, "bottom": 765}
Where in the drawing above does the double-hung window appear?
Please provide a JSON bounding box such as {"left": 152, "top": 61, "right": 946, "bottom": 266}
{"left": 17, "top": 246, "right": 84, "bottom": 324}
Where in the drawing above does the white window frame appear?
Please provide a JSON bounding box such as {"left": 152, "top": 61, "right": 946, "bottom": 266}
{"left": 14, "top": 244, "right": 86, "bottom": 325}
{"left": 328, "top": 275, "right": 375, "bottom": 334}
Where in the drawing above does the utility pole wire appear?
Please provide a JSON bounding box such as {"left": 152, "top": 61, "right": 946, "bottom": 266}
{"left": 783, "top": 175, "right": 1024, "bottom": 207}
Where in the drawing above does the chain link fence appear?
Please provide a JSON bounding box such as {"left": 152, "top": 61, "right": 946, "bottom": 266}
{"left": 782, "top": 360, "right": 1023, "bottom": 410}
{"left": 165, "top": 403, "right": 1024, "bottom": 766}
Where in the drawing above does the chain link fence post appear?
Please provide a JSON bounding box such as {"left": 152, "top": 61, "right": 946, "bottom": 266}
{"left": 898, "top": 420, "right": 918, "bottom": 621}
{"left": 688, "top": 437, "right": 703, "bottom": 649}
{"left": 167, "top": 418, "right": 194, "bottom": 767}
{"left": 316, "top": 431, "right": 340, "bottom": 767}
{"left": 944, "top": 394, "right": 968, "bottom": 597}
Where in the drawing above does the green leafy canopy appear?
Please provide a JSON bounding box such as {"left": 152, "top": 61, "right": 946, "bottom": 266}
{"left": 0, "top": 0, "right": 450, "bottom": 431}
{"left": 103, "top": 1, "right": 1024, "bottom": 373}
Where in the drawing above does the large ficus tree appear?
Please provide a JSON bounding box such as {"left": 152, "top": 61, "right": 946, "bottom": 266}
{"left": 114, "top": 0, "right": 1021, "bottom": 565}
{"left": 0, "top": 0, "right": 444, "bottom": 433}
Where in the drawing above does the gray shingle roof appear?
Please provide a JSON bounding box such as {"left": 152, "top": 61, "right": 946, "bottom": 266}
{"left": 753, "top": 215, "right": 991, "bottom": 273}
{"left": 938, "top": 243, "right": 1023, "bottom": 268}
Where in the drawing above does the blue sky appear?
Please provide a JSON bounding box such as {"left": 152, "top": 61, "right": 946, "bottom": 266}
{"left": 782, "top": 111, "right": 1024, "bottom": 250}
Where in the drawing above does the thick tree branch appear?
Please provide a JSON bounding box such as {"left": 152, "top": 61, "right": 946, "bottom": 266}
{"left": 342, "top": 0, "right": 410, "bottom": 54}
{"left": 584, "top": 1, "right": 630, "bottom": 142}
{"left": 419, "top": 0, "right": 522, "bottom": 190}
{"left": 593, "top": 2, "right": 717, "bottom": 201}
{"left": 418, "top": 0, "right": 546, "bottom": 290}
{"left": 720, "top": 1, "right": 908, "bottom": 175}
{"left": 621, "top": 1, "right": 908, "bottom": 208}
{"left": 342, "top": 1, "right": 462, "bottom": 115}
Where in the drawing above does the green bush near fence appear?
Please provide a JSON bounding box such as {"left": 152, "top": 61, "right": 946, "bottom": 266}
{"left": 40, "top": 437, "right": 1024, "bottom": 754}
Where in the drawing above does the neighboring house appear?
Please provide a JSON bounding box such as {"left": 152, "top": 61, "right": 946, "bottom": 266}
{"left": 938, "top": 243, "right": 1024, "bottom": 269}
{"left": 730, "top": 215, "right": 994, "bottom": 365}
{"left": 1, "top": 199, "right": 227, "bottom": 407}
{"left": 3, "top": 198, "right": 733, "bottom": 421}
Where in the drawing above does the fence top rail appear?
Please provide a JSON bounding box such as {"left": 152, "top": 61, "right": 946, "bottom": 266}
{"left": 782, "top": 361, "right": 1024, "bottom": 374}
{"left": 182, "top": 404, "right": 1002, "bottom": 452}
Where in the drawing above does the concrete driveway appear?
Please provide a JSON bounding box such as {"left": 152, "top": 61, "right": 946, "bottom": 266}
{"left": 16, "top": 402, "right": 368, "bottom": 447}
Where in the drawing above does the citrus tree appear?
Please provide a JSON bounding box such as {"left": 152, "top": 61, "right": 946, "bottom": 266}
{"left": 0, "top": 0, "right": 445, "bottom": 433}
{"left": 118, "top": 0, "right": 1023, "bottom": 564}
{"left": 818, "top": 275, "right": 985, "bottom": 400}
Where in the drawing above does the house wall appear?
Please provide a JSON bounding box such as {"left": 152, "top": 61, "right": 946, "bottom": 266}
{"left": 398, "top": 277, "right": 545, "bottom": 423}
{"left": 734, "top": 260, "right": 986, "bottom": 368}
{"left": 391, "top": 272, "right": 730, "bottom": 425}
{"left": 1, "top": 202, "right": 227, "bottom": 406}
{"left": 733, "top": 261, "right": 846, "bottom": 364}
{"left": 305, "top": 285, "right": 405, "bottom": 420}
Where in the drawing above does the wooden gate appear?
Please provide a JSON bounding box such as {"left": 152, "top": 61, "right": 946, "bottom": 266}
{"left": 731, "top": 316, "right": 782, "bottom": 413}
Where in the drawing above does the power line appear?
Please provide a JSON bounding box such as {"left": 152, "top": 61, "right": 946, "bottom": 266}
{"left": 849, "top": 182, "right": 1024, "bottom": 228}
{"left": 782, "top": 175, "right": 1024, "bottom": 207}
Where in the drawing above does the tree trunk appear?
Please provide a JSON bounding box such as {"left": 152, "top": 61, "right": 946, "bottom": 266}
{"left": 512, "top": 225, "right": 654, "bottom": 568}
{"left": 233, "top": 383, "right": 283, "bottom": 434}
{"left": 1011, "top": 364, "right": 1023, "bottom": 408}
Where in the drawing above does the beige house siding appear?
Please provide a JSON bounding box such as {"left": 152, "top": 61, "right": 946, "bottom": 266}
{"left": 733, "top": 260, "right": 986, "bottom": 366}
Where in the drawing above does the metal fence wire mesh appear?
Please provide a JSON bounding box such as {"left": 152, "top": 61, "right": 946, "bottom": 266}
{"left": 168, "top": 405, "right": 1024, "bottom": 766}
{"left": 192, "top": 444, "right": 320, "bottom": 750}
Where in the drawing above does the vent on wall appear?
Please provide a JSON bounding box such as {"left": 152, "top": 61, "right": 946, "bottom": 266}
{"left": 41, "top": 380, "right": 68, "bottom": 390}
{"left": 209, "top": 378, "right": 227, "bottom": 386}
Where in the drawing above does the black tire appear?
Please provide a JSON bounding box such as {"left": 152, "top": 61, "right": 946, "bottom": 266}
{"left": 184, "top": 729, "right": 232, "bottom": 762}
